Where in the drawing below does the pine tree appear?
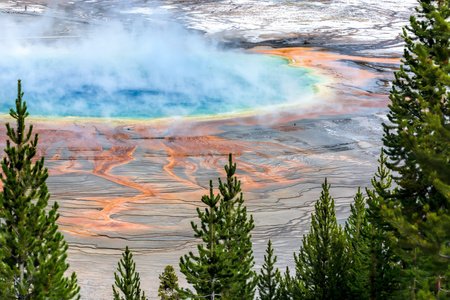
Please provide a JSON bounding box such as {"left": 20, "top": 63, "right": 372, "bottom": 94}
{"left": 365, "top": 151, "right": 403, "bottom": 299}
{"left": 294, "top": 179, "right": 349, "bottom": 300}
{"left": 381, "top": 0, "right": 450, "bottom": 296}
{"left": 258, "top": 240, "right": 281, "bottom": 300}
{"left": 344, "top": 188, "right": 371, "bottom": 299}
{"left": 112, "top": 246, "right": 147, "bottom": 300}
{"left": 158, "top": 265, "right": 180, "bottom": 300}
{"left": 0, "top": 80, "right": 80, "bottom": 299}
{"left": 179, "top": 154, "right": 257, "bottom": 299}
{"left": 383, "top": 0, "right": 449, "bottom": 213}
{"left": 345, "top": 183, "right": 401, "bottom": 300}
{"left": 382, "top": 0, "right": 449, "bottom": 261}
{"left": 218, "top": 154, "right": 257, "bottom": 299}
{"left": 179, "top": 180, "right": 229, "bottom": 299}
{"left": 276, "top": 267, "right": 302, "bottom": 300}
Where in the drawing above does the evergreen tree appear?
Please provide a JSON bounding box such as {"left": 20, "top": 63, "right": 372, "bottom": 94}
{"left": 344, "top": 188, "right": 371, "bottom": 299}
{"left": 382, "top": 0, "right": 449, "bottom": 262}
{"left": 294, "top": 179, "right": 349, "bottom": 299}
{"left": 179, "top": 154, "right": 257, "bottom": 299}
{"left": 368, "top": 154, "right": 441, "bottom": 299}
{"left": 179, "top": 180, "right": 229, "bottom": 299}
{"left": 158, "top": 265, "right": 180, "bottom": 300}
{"left": 258, "top": 240, "right": 281, "bottom": 300}
{"left": 218, "top": 154, "right": 257, "bottom": 299}
{"left": 112, "top": 246, "right": 147, "bottom": 300}
{"left": 0, "top": 80, "right": 80, "bottom": 299}
{"left": 364, "top": 153, "right": 403, "bottom": 299}
{"left": 381, "top": 0, "right": 450, "bottom": 296}
{"left": 276, "top": 267, "right": 302, "bottom": 300}
{"left": 383, "top": 0, "right": 449, "bottom": 214}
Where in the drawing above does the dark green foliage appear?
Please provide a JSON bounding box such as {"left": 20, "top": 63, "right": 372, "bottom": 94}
{"left": 218, "top": 154, "right": 257, "bottom": 299}
{"left": 179, "top": 154, "right": 257, "bottom": 299}
{"left": 158, "top": 265, "right": 180, "bottom": 300}
{"left": 0, "top": 80, "right": 80, "bottom": 299}
{"left": 382, "top": 0, "right": 450, "bottom": 259}
{"left": 179, "top": 180, "right": 230, "bottom": 299}
{"left": 258, "top": 240, "right": 280, "bottom": 300}
{"left": 383, "top": 0, "right": 449, "bottom": 214}
{"left": 365, "top": 152, "right": 404, "bottom": 299}
{"left": 344, "top": 188, "right": 371, "bottom": 299}
{"left": 276, "top": 267, "right": 302, "bottom": 300}
{"left": 112, "top": 246, "right": 147, "bottom": 300}
{"left": 381, "top": 0, "right": 450, "bottom": 296}
{"left": 294, "top": 179, "right": 349, "bottom": 299}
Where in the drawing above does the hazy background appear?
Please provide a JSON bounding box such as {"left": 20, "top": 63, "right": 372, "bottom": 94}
{"left": 0, "top": 6, "right": 319, "bottom": 119}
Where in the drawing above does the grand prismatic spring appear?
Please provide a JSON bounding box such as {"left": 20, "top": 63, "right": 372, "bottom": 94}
{"left": 0, "top": 0, "right": 416, "bottom": 298}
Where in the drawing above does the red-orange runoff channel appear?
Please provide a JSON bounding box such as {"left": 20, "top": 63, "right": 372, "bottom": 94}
{"left": 0, "top": 47, "right": 400, "bottom": 236}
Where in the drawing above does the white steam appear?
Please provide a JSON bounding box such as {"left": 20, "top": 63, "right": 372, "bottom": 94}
{"left": 0, "top": 7, "right": 319, "bottom": 119}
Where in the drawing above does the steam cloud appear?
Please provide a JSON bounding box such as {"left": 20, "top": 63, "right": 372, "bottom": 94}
{"left": 0, "top": 6, "right": 319, "bottom": 119}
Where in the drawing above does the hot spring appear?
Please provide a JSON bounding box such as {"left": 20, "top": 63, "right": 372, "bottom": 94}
{"left": 0, "top": 13, "right": 321, "bottom": 120}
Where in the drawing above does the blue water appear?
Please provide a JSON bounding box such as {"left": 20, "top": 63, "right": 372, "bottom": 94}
{"left": 0, "top": 26, "right": 320, "bottom": 120}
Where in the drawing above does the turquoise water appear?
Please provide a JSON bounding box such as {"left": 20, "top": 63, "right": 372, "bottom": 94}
{"left": 0, "top": 38, "right": 319, "bottom": 119}
{"left": 0, "top": 7, "right": 322, "bottom": 120}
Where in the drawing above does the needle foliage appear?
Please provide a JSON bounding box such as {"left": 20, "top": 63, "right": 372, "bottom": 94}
{"left": 381, "top": 0, "right": 450, "bottom": 296}
{"left": 0, "top": 80, "right": 80, "bottom": 299}
{"left": 179, "top": 154, "right": 257, "bottom": 299}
